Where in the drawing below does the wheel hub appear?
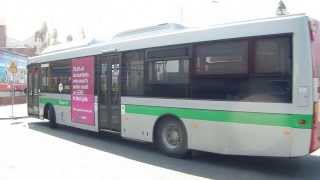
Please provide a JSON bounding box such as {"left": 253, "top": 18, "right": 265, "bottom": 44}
{"left": 165, "top": 127, "right": 181, "bottom": 147}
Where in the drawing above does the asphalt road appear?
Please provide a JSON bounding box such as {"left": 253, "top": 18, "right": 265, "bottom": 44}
{"left": 1, "top": 118, "right": 320, "bottom": 180}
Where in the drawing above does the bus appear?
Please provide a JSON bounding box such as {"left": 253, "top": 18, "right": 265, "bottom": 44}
{"left": 28, "top": 14, "right": 320, "bottom": 158}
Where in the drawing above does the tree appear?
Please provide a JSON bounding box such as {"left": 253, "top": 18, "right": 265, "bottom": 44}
{"left": 276, "top": 0, "right": 288, "bottom": 16}
{"left": 39, "top": 22, "right": 48, "bottom": 42}
{"left": 34, "top": 21, "right": 49, "bottom": 54}
{"left": 66, "top": 34, "right": 73, "bottom": 42}
{"left": 51, "top": 28, "right": 58, "bottom": 45}
{"left": 34, "top": 31, "right": 40, "bottom": 42}
{"left": 81, "top": 27, "right": 86, "bottom": 39}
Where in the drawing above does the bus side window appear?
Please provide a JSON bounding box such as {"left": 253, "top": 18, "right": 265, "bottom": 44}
{"left": 192, "top": 40, "right": 249, "bottom": 101}
{"left": 122, "top": 51, "right": 145, "bottom": 96}
{"left": 43, "top": 60, "right": 71, "bottom": 94}
{"left": 252, "top": 37, "right": 292, "bottom": 102}
{"left": 192, "top": 36, "right": 292, "bottom": 103}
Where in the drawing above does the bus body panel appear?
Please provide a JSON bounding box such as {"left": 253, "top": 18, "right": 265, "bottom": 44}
{"left": 291, "top": 128, "right": 313, "bottom": 156}
{"left": 39, "top": 93, "right": 99, "bottom": 132}
{"left": 310, "top": 19, "right": 320, "bottom": 152}
{"left": 121, "top": 97, "right": 312, "bottom": 157}
{"left": 121, "top": 109, "right": 311, "bottom": 157}
{"left": 121, "top": 113, "right": 155, "bottom": 142}
{"left": 185, "top": 119, "right": 311, "bottom": 157}
{"left": 121, "top": 97, "right": 311, "bottom": 116}
{"left": 293, "top": 17, "right": 313, "bottom": 114}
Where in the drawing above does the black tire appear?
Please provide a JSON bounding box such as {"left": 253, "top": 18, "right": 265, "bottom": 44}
{"left": 155, "top": 117, "right": 189, "bottom": 158}
{"left": 47, "top": 106, "right": 57, "bottom": 128}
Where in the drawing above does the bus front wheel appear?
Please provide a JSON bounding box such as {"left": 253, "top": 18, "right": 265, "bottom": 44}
{"left": 155, "top": 117, "right": 189, "bottom": 158}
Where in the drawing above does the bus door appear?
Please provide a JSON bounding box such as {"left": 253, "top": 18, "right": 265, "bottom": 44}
{"left": 98, "top": 54, "right": 121, "bottom": 132}
{"left": 27, "top": 64, "right": 40, "bottom": 116}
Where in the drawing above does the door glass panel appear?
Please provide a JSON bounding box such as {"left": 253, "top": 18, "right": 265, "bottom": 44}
{"left": 98, "top": 55, "right": 121, "bottom": 132}
{"left": 27, "top": 66, "right": 40, "bottom": 116}
{"left": 100, "top": 63, "right": 108, "bottom": 94}
{"left": 27, "top": 70, "right": 33, "bottom": 114}
{"left": 33, "top": 68, "right": 39, "bottom": 115}
{"left": 111, "top": 63, "right": 120, "bottom": 104}
{"left": 111, "top": 62, "right": 120, "bottom": 131}
{"left": 99, "top": 63, "right": 109, "bottom": 129}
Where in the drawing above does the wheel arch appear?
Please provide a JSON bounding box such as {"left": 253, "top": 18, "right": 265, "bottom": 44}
{"left": 152, "top": 113, "right": 188, "bottom": 145}
{"left": 43, "top": 103, "right": 54, "bottom": 119}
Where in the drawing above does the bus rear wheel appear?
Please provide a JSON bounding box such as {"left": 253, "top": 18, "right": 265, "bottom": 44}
{"left": 47, "top": 105, "right": 57, "bottom": 128}
{"left": 155, "top": 117, "right": 189, "bottom": 158}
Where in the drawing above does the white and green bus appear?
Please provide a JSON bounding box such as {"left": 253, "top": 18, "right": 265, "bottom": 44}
{"left": 28, "top": 14, "right": 320, "bottom": 157}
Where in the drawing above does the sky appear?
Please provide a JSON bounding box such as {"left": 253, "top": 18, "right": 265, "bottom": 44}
{"left": 0, "top": 0, "right": 320, "bottom": 42}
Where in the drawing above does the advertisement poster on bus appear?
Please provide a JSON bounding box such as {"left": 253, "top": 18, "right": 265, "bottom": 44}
{"left": 71, "top": 56, "right": 95, "bottom": 126}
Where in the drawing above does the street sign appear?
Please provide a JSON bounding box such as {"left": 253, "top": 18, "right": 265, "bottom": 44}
{"left": 8, "top": 61, "right": 17, "bottom": 74}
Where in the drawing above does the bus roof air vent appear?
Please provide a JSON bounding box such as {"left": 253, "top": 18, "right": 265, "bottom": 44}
{"left": 41, "top": 38, "right": 100, "bottom": 54}
{"left": 112, "top": 23, "right": 187, "bottom": 40}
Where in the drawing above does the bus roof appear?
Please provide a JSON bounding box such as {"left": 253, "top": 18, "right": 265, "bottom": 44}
{"left": 29, "top": 13, "right": 310, "bottom": 64}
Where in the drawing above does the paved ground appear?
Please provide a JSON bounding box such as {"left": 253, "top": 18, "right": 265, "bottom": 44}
{"left": 1, "top": 118, "right": 320, "bottom": 180}
{"left": 0, "top": 103, "right": 27, "bottom": 118}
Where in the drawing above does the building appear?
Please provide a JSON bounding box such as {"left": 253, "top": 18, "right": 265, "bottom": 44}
{"left": 0, "top": 25, "right": 6, "bottom": 47}
{"left": 0, "top": 23, "right": 36, "bottom": 57}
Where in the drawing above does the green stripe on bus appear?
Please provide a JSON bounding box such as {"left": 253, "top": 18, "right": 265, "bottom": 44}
{"left": 39, "top": 97, "right": 70, "bottom": 107}
{"left": 124, "top": 104, "right": 313, "bottom": 129}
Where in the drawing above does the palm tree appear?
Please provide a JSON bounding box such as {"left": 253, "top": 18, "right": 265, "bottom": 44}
{"left": 276, "top": 0, "right": 288, "bottom": 16}
{"left": 66, "top": 34, "right": 73, "bottom": 42}
{"left": 51, "top": 28, "right": 58, "bottom": 45}
{"left": 81, "top": 27, "right": 86, "bottom": 39}
{"left": 39, "top": 22, "right": 48, "bottom": 42}
{"left": 34, "top": 21, "right": 49, "bottom": 54}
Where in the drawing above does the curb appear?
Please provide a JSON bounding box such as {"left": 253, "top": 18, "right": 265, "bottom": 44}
{"left": 0, "top": 116, "right": 30, "bottom": 120}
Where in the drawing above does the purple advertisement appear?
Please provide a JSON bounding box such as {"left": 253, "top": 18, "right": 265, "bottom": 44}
{"left": 71, "top": 56, "right": 95, "bottom": 126}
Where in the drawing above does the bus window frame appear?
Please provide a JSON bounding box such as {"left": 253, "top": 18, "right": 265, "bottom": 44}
{"left": 145, "top": 45, "right": 192, "bottom": 85}
{"left": 40, "top": 59, "right": 71, "bottom": 94}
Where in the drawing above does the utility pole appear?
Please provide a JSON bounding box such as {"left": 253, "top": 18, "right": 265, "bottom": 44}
{"left": 8, "top": 61, "right": 17, "bottom": 118}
